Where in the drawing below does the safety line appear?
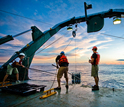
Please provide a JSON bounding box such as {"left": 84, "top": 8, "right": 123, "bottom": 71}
{"left": 0, "top": 9, "right": 53, "bottom": 26}
{"left": 35, "top": 31, "right": 69, "bottom": 55}
{"left": 63, "top": 38, "right": 73, "bottom": 51}
{"left": 74, "top": 37, "right": 77, "bottom": 73}
{"left": 28, "top": 67, "right": 56, "bottom": 75}
{"left": 49, "top": 68, "right": 58, "bottom": 89}
{"left": 52, "top": 64, "right": 81, "bottom": 93}
{"left": 11, "top": 65, "right": 81, "bottom": 106}
{"left": 101, "top": 33, "right": 124, "bottom": 39}
{"left": 52, "top": 64, "right": 81, "bottom": 81}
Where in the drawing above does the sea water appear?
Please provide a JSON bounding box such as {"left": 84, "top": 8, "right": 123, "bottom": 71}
{"left": 29, "top": 64, "right": 124, "bottom": 89}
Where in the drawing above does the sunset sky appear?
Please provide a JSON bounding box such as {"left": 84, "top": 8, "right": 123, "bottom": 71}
{"left": 0, "top": 0, "right": 124, "bottom": 65}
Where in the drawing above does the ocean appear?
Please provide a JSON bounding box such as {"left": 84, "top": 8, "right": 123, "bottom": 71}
{"left": 29, "top": 64, "right": 124, "bottom": 89}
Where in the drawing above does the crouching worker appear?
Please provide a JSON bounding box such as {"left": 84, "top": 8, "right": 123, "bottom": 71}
{"left": 2, "top": 53, "right": 25, "bottom": 86}
{"left": 55, "top": 51, "right": 69, "bottom": 90}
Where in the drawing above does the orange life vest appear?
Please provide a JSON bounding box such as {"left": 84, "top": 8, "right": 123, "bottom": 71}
{"left": 91, "top": 52, "right": 100, "bottom": 65}
{"left": 59, "top": 55, "right": 69, "bottom": 66}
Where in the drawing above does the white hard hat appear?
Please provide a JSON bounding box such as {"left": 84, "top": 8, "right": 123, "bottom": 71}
{"left": 19, "top": 53, "right": 25, "bottom": 56}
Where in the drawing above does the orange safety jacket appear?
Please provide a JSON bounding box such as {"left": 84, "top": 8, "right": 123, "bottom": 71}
{"left": 91, "top": 52, "right": 100, "bottom": 65}
{"left": 59, "top": 55, "right": 69, "bottom": 66}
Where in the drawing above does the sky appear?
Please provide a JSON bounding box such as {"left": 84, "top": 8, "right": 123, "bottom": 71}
{"left": 0, "top": 0, "right": 124, "bottom": 65}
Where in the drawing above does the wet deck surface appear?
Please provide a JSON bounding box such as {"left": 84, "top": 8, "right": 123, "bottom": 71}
{"left": 0, "top": 80, "right": 124, "bottom": 107}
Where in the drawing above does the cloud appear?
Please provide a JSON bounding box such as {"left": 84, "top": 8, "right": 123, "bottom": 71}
{"left": 0, "top": 33, "right": 6, "bottom": 37}
{"left": 117, "top": 59, "right": 124, "bottom": 61}
{"left": 35, "top": 25, "right": 113, "bottom": 60}
{"left": 1, "top": 24, "right": 113, "bottom": 64}
{"left": 8, "top": 38, "right": 24, "bottom": 46}
{"left": 0, "top": 5, "right": 115, "bottom": 64}
{"left": 0, "top": 21, "right": 5, "bottom": 26}
{"left": 22, "top": 33, "right": 32, "bottom": 40}
{"left": 0, "top": 49, "right": 16, "bottom": 57}
{"left": 34, "top": 55, "right": 55, "bottom": 60}
{"left": 32, "top": 55, "right": 56, "bottom": 63}
{"left": 0, "top": 56, "right": 11, "bottom": 62}
{"left": 0, "top": 46, "right": 12, "bottom": 49}
{"left": 98, "top": 44, "right": 111, "bottom": 50}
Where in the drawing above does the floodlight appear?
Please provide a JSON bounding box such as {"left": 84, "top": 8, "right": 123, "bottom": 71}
{"left": 113, "top": 17, "right": 121, "bottom": 24}
{"left": 67, "top": 26, "right": 73, "bottom": 31}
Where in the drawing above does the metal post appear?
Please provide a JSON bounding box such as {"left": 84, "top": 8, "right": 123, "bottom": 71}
{"left": 84, "top": 2, "right": 87, "bottom": 22}
{"left": 13, "top": 29, "right": 32, "bottom": 38}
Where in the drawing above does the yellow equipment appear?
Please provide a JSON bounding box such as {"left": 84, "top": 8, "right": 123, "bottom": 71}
{"left": 0, "top": 81, "right": 12, "bottom": 87}
{"left": 40, "top": 88, "right": 57, "bottom": 99}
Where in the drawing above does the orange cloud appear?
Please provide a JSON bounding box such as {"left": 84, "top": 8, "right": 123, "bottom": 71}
{"left": 0, "top": 46, "right": 12, "bottom": 49}
{"left": 0, "top": 56, "right": 11, "bottom": 62}
{"left": 9, "top": 39, "right": 24, "bottom": 46}
{"left": 32, "top": 55, "right": 56, "bottom": 63}
{"left": 101, "top": 61, "right": 124, "bottom": 65}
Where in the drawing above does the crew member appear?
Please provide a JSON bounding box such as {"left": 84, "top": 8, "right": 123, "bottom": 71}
{"left": 89, "top": 46, "right": 100, "bottom": 90}
{"left": 2, "top": 53, "right": 25, "bottom": 86}
{"left": 55, "top": 51, "right": 69, "bottom": 90}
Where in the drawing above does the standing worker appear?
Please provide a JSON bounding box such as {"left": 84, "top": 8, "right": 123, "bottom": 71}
{"left": 2, "top": 53, "right": 25, "bottom": 86}
{"left": 89, "top": 46, "right": 100, "bottom": 90}
{"left": 55, "top": 51, "right": 69, "bottom": 90}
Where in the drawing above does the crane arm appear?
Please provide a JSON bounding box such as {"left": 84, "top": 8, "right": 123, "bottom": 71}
{"left": 0, "top": 29, "right": 32, "bottom": 45}
{"left": 0, "top": 9, "right": 124, "bottom": 81}
{"left": 1, "top": 8, "right": 124, "bottom": 67}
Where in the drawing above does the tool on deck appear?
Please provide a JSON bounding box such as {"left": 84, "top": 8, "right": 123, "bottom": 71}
{"left": 39, "top": 88, "right": 57, "bottom": 99}
{"left": 0, "top": 81, "right": 12, "bottom": 88}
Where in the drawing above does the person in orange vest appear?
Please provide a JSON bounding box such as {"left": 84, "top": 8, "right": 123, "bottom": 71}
{"left": 55, "top": 51, "right": 69, "bottom": 90}
{"left": 89, "top": 46, "right": 100, "bottom": 90}
{"left": 2, "top": 53, "right": 25, "bottom": 86}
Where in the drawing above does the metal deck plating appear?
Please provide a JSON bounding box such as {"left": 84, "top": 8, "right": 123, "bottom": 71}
{"left": 0, "top": 80, "right": 124, "bottom": 107}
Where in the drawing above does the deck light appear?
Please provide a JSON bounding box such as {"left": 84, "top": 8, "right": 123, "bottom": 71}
{"left": 67, "top": 26, "right": 73, "bottom": 31}
{"left": 113, "top": 17, "right": 121, "bottom": 24}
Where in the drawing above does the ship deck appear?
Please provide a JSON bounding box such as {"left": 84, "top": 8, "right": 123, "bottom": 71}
{"left": 0, "top": 80, "right": 124, "bottom": 107}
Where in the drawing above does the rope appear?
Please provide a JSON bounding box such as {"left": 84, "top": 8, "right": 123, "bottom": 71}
{"left": 52, "top": 65, "right": 81, "bottom": 82}
{"left": 0, "top": 9, "right": 53, "bottom": 26}
{"left": 52, "top": 64, "right": 81, "bottom": 93}
{"left": 101, "top": 33, "right": 124, "bottom": 39}
{"left": 11, "top": 67, "right": 57, "bottom": 107}
{"left": 34, "top": 31, "right": 69, "bottom": 55}
{"left": 11, "top": 65, "right": 81, "bottom": 106}
{"left": 49, "top": 67, "right": 57, "bottom": 89}
{"left": 36, "top": 36, "right": 63, "bottom": 54}
{"left": 63, "top": 38, "right": 73, "bottom": 51}
{"left": 74, "top": 38, "right": 77, "bottom": 73}
{"left": 28, "top": 67, "right": 56, "bottom": 75}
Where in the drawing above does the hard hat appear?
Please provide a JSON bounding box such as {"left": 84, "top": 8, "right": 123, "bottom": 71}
{"left": 92, "top": 46, "right": 97, "bottom": 50}
{"left": 60, "top": 51, "right": 65, "bottom": 55}
{"left": 19, "top": 53, "right": 25, "bottom": 56}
